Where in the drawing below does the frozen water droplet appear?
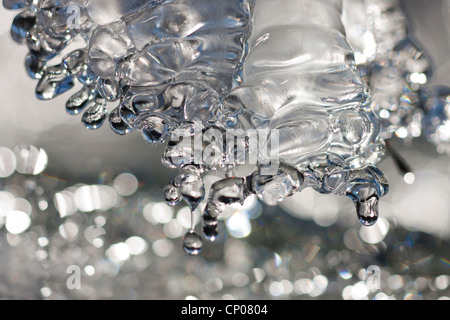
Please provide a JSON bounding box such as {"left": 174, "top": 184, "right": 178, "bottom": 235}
{"left": 108, "top": 106, "right": 132, "bottom": 135}
{"left": 355, "top": 195, "right": 379, "bottom": 226}
{"left": 26, "top": 25, "right": 67, "bottom": 61}
{"left": 11, "top": 10, "right": 36, "bottom": 44}
{"left": 174, "top": 167, "right": 205, "bottom": 211}
{"left": 25, "top": 26, "right": 41, "bottom": 52}
{"left": 138, "top": 114, "right": 170, "bottom": 145}
{"left": 161, "top": 122, "right": 197, "bottom": 168}
{"left": 66, "top": 86, "right": 92, "bottom": 115}
{"left": 77, "top": 66, "right": 98, "bottom": 86}
{"left": 163, "top": 184, "right": 181, "bottom": 207}
{"left": 36, "top": 64, "right": 74, "bottom": 100}
{"left": 205, "top": 178, "right": 246, "bottom": 218}
{"left": 118, "top": 102, "right": 138, "bottom": 127}
{"left": 182, "top": 230, "right": 203, "bottom": 256}
{"left": 82, "top": 102, "right": 107, "bottom": 130}
{"left": 63, "top": 49, "right": 98, "bottom": 85}
{"left": 63, "top": 49, "right": 87, "bottom": 75}
{"left": 252, "top": 164, "right": 303, "bottom": 206}
{"left": 42, "top": 0, "right": 92, "bottom": 37}
{"left": 97, "top": 78, "right": 120, "bottom": 101}
{"left": 25, "top": 54, "right": 44, "bottom": 79}
{"left": 119, "top": 90, "right": 164, "bottom": 127}
{"left": 345, "top": 166, "right": 388, "bottom": 226}
{"left": 3, "top": 0, "right": 31, "bottom": 10}
{"left": 161, "top": 146, "right": 194, "bottom": 169}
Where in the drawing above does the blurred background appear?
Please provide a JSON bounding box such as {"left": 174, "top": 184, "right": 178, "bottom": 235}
{"left": 0, "top": 0, "right": 449, "bottom": 300}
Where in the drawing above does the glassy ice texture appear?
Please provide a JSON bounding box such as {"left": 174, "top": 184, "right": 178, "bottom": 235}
{"left": 4, "top": 0, "right": 252, "bottom": 135}
{"left": 218, "top": 0, "right": 388, "bottom": 217}
{"left": 3, "top": 0, "right": 393, "bottom": 252}
{"left": 159, "top": 0, "right": 389, "bottom": 233}
{"left": 225, "top": 0, "right": 382, "bottom": 170}
{"left": 11, "top": 9, "right": 36, "bottom": 43}
{"left": 88, "top": 0, "right": 252, "bottom": 142}
{"left": 87, "top": 0, "right": 151, "bottom": 25}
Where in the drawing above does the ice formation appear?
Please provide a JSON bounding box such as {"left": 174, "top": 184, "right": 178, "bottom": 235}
{"left": 3, "top": 0, "right": 404, "bottom": 254}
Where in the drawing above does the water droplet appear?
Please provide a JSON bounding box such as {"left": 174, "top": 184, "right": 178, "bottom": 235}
{"left": 161, "top": 124, "right": 197, "bottom": 168}
{"left": 66, "top": 86, "right": 92, "bottom": 115}
{"left": 130, "top": 92, "right": 162, "bottom": 119}
{"left": 26, "top": 25, "right": 65, "bottom": 61}
{"left": 97, "top": 78, "right": 120, "bottom": 101}
{"left": 63, "top": 49, "right": 87, "bottom": 75}
{"left": 345, "top": 166, "right": 389, "bottom": 226}
{"left": 108, "top": 106, "right": 132, "bottom": 135}
{"left": 36, "top": 64, "right": 74, "bottom": 100}
{"left": 355, "top": 195, "right": 379, "bottom": 226}
{"left": 174, "top": 168, "right": 205, "bottom": 211}
{"left": 3, "top": 0, "right": 32, "bottom": 10}
{"left": 182, "top": 230, "right": 203, "bottom": 255}
{"left": 82, "top": 102, "right": 107, "bottom": 130}
{"left": 77, "top": 66, "right": 98, "bottom": 86}
{"left": 25, "top": 54, "right": 44, "bottom": 79}
{"left": 11, "top": 10, "right": 36, "bottom": 44}
{"left": 138, "top": 114, "right": 170, "bottom": 145}
{"left": 252, "top": 164, "right": 303, "bottom": 206}
{"left": 164, "top": 184, "right": 181, "bottom": 207}
{"left": 205, "top": 177, "right": 246, "bottom": 218}
{"left": 119, "top": 101, "right": 139, "bottom": 127}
